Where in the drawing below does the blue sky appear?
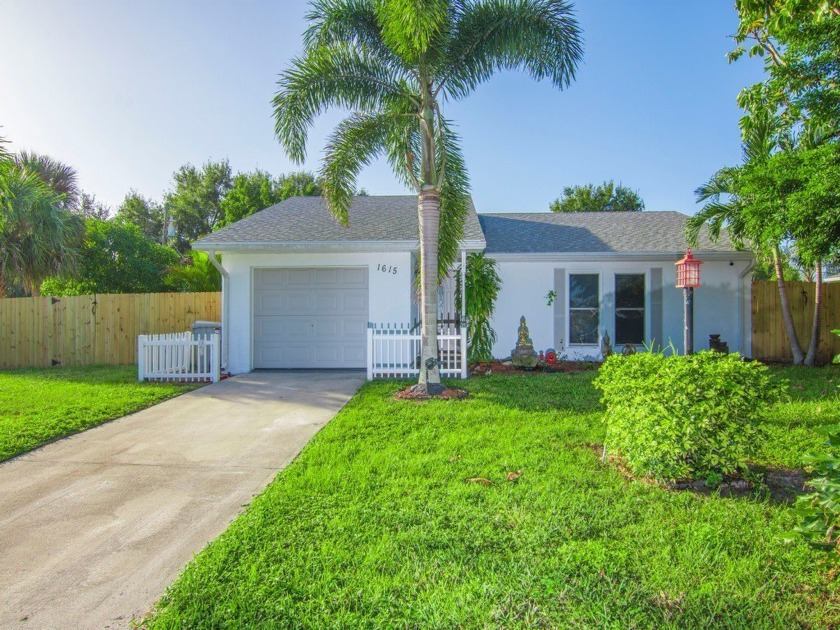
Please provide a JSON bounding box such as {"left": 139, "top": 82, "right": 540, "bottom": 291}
{"left": 0, "top": 1, "right": 764, "bottom": 215}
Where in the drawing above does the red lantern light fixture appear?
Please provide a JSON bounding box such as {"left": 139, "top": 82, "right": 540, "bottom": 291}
{"left": 675, "top": 248, "right": 702, "bottom": 288}
{"left": 675, "top": 248, "right": 702, "bottom": 355}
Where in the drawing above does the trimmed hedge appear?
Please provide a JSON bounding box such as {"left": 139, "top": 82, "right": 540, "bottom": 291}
{"left": 594, "top": 351, "right": 784, "bottom": 482}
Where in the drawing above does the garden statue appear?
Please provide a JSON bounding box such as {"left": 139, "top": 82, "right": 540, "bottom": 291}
{"left": 600, "top": 330, "right": 613, "bottom": 359}
{"left": 511, "top": 316, "right": 539, "bottom": 368}
{"left": 622, "top": 344, "right": 636, "bottom": 356}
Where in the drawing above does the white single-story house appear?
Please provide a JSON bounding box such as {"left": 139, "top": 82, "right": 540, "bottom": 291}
{"left": 193, "top": 195, "right": 754, "bottom": 375}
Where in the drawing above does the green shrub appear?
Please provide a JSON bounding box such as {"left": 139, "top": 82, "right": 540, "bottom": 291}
{"left": 594, "top": 351, "right": 784, "bottom": 482}
{"left": 792, "top": 429, "right": 840, "bottom": 555}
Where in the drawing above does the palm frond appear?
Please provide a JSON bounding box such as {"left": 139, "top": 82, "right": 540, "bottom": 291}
{"left": 441, "top": 0, "right": 583, "bottom": 99}
{"left": 320, "top": 111, "right": 399, "bottom": 224}
{"left": 14, "top": 151, "right": 80, "bottom": 210}
{"left": 435, "top": 117, "right": 470, "bottom": 280}
{"left": 273, "top": 42, "right": 417, "bottom": 163}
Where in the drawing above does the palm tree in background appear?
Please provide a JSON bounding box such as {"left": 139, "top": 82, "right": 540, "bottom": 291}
{"left": 15, "top": 151, "right": 80, "bottom": 211}
{"left": 0, "top": 147, "right": 83, "bottom": 296}
{"left": 273, "top": 0, "right": 582, "bottom": 393}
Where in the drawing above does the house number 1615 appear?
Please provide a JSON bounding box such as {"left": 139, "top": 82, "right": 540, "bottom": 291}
{"left": 376, "top": 264, "right": 397, "bottom": 274}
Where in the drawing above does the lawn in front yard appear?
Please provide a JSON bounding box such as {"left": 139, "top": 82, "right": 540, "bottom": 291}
{"left": 0, "top": 366, "right": 200, "bottom": 462}
{"left": 146, "top": 367, "right": 840, "bottom": 629}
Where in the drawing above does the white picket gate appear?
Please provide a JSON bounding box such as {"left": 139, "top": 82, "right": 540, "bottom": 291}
{"left": 366, "top": 323, "right": 467, "bottom": 380}
{"left": 138, "top": 332, "right": 221, "bottom": 383}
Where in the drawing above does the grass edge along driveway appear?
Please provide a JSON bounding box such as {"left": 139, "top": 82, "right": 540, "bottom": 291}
{"left": 0, "top": 365, "right": 200, "bottom": 462}
{"left": 144, "top": 367, "right": 840, "bottom": 629}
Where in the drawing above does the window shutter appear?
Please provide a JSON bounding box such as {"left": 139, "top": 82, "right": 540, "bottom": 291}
{"left": 554, "top": 268, "right": 566, "bottom": 350}
{"left": 650, "top": 267, "right": 663, "bottom": 350}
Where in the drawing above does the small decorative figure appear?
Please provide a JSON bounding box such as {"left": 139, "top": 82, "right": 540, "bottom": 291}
{"left": 544, "top": 348, "right": 558, "bottom": 365}
{"left": 621, "top": 344, "right": 636, "bottom": 356}
{"left": 600, "top": 330, "right": 613, "bottom": 359}
{"left": 510, "top": 316, "right": 539, "bottom": 369}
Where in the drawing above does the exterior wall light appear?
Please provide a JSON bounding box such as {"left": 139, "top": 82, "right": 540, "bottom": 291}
{"left": 675, "top": 249, "right": 702, "bottom": 354}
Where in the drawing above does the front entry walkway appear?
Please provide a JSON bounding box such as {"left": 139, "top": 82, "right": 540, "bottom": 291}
{"left": 0, "top": 371, "right": 365, "bottom": 630}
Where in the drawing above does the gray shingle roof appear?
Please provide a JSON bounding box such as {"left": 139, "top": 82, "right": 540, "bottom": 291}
{"left": 194, "top": 195, "right": 486, "bottom": 249}
{"left": 478, "top": 211, "right": 744, "bottom": 255}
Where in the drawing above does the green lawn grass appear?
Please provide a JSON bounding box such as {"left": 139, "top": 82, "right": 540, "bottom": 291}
{"left": 0, "top": 366, "right": 199, "bottom": 462}
{"left": 145, "top": 366, "right": 840, "bottom": 629}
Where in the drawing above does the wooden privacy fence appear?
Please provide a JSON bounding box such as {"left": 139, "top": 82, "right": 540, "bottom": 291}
{"left": 0, "top": 292, "right": 221, "bottom": 370}
{"left": 752, "top": 280, "right": 840, "bottom": 364}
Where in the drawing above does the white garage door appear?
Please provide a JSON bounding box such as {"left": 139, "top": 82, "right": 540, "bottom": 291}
{"left": 253, "top": 267, "right": 369, "bottom": 369}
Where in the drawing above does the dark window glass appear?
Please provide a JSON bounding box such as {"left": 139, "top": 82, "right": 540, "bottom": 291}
{"left": 614, "top": 274, "right": 645, "bottom": 344}
{"left": 569, "top": 274, "right": 599, "bottom": 344}
{"left": 570, "top": 274, "right": 598, "bottom": 308}
{"left": 616, "top": 274, "right": 645, "bottom": 308}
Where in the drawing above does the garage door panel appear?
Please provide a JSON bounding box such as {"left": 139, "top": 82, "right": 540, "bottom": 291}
{"left": 253, "top": 267, "right": 369, "bottom": 369}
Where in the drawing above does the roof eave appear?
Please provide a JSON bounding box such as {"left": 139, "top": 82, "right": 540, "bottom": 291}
{"left": 485, "top": 250, "right": 755, "bottom": 262}
{"left": 194, "top": 238, "right": 486, "bottom": 254}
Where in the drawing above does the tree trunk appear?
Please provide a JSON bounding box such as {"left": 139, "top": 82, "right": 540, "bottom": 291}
{"left": 773, "top": 245, "right": 804, "bottom": 365}
{"left": 804, "top": 261, "right": 822, "bottom": 366}
{"left": 416, "top": 186, "right": 441, "bottom": 391}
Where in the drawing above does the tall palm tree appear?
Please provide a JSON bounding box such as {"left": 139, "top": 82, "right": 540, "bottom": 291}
{"left": 0, "top": 161, "right": 83, "bottom": 296}
{"left": 273, "top": 0, "right": 582, "bottom": 393}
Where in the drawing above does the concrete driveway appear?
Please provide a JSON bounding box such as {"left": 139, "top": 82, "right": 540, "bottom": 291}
{"left": 0, "top": 370, "right": 364, "bottom": 629}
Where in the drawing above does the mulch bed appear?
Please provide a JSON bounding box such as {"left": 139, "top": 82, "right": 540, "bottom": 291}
{"left": 471, "top": 360, "right": 600, "bottom": 375}
{"left": 394, "top": 386, "right": 470, "bottom": 401}
{"left": 588, "top": 444, "right": 810, "bottom": 504}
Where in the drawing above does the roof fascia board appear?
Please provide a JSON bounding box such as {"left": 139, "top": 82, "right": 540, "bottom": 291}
{"left": 486, "top": 251, "right": 754, "bottom": 263}
{"left": 193, "top": 238, "right": 486, "bottom": 254}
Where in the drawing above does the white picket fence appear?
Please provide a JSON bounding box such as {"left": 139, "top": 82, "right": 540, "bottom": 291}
{"left": 138, "top": 332, "right": 221, "bottom": 383}
{"left": 367, "top": 323, "right": 467, "bottom": 380}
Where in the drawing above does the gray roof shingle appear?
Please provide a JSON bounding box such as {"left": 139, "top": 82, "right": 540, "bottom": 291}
{"left": 478, "top": 211, "right": 743, "bottom": 255}
{"left": 194, "top": 195, "right": 485, "bottom": 248}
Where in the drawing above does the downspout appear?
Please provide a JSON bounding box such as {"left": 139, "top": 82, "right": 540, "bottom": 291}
{"left": 207, "top": 250, "right": 229, "bottom": 372}
{"left": 737, "top": 258, "right": 756, "bottom": 357}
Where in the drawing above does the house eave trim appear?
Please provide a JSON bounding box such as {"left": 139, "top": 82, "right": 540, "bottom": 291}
{"left": 193, "top": 238, "right": 486, "bottom": 254}
{"left": 485, "top": 251, "right": 755, "bottom": 263}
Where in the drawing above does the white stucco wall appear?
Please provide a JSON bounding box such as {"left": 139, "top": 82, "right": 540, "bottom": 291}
{"left": 488, "top": 256, "right": 753, "bottom": 360}
{"left": 220, "top": 250, "right": 413, "bottom": 374}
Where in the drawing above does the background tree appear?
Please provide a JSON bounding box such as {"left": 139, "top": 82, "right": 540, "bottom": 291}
{"left": 164, "top": 250, "right": 222, "bottom": 292}
{"left": 117, "top": 190, "right": 164, "bottom": 241}
{"left": 273, "top": 0, "right": 582, "bottom": 393}
{"left": 76, "top": 192, "right": 111, "bottom": 220}
{"left": 14, "top": 151, "right": 80, "bottom": 211}
{"left": 0, "top": 158, "right": 83, "bottom": 296}
{"left": 40, "top": 219, "right": 178, "bottom": 296}
{"left": 549, "top": 180, "right": 644, "bottom": 213}
{"left": 165, "top": 160, "right": 232, "bottom": 251}
{"left": 218, "top": 170, "right": 321, "bottom": 228}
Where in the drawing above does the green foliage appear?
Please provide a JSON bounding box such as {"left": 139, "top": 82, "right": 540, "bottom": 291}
{"left": 792, "top": 428, "right": 840, "bottom": 554}
{"left": 0, "top": 160, "right": 84, "bottom": 296}
{"left": 455, "top": 252, "right": 501, "bottom": 362}
{"left": 14, "top": 150, "right": 80, "bottom": 211}
{"left": 0, "top": 366, "right": 197, "bottom": 462}
{"left": 730, "top": 1, "right": 840, "bottom": 132}
{"left": 165, "top": 160, "right": 233, "bottom": 251}
{"left": 164, "top": 250, "right": 222, "bottom": 293}
{"left": 218, "top": 170, "right": 321, "bottom": 228}
{"left": 40, "top": 219, "right": 179, "bottom": 296}
{"left": 116, "top": 190, "right": 163, "bottom": 241}
{"left": 595, "top": 351, "right": 784, "bottom": 482}
{"left": 549, "top": 180, "right": 644, "bottom": 213}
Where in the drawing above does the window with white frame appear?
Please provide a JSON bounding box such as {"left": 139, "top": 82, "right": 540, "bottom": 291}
{"left": 615, "top": 273, "right": 645, "bottom": 345}
{"left": 569, "top": 273, "right": 599, "bottom": 344}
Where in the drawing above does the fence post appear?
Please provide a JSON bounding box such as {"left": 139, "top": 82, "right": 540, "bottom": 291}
{"left": 460, "top": 325, "right": 468, "bottom": 379}
{"left": 211, "top": 333, "right": 221, "bottom": 383}
{"left": 137, "top": 335, "right": 145, "bottom": 382}
{"left": 366, "top": 325, "right": 373, "bottom": 380}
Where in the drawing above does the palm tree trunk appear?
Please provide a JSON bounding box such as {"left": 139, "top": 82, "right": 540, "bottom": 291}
{"left": 804, "top": 261, "right": 822, "bottom": 366}
{"left": 417, "top": 186, "right": 441, "bottom": 390}
{"left": 773, "top": 245, "right": 804, "bottom": 365}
